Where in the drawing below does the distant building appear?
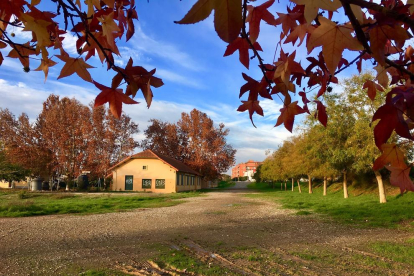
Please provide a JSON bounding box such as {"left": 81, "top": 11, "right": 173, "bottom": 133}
{"left": 231, "top": 160, "right": 263, "bottom": 181}
{"left": 108, "top": 149, "right": 217, "bottom": 193}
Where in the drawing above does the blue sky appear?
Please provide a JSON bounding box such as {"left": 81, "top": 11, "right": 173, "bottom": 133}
{"left": 0, "top": 0, "right": 364, "bottom": 174}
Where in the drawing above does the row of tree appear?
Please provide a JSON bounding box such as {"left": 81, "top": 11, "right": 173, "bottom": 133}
{"left": 0, "top": 99, "right": 236, "bottom": 188}
{"left": 255, "top": 73, "right": 413, "bottom": 203}
{"left": 141, "top": 109, "right": 237, "bottom": 180}
{"left": 0, "top": 95, "right": 138, "bottom": 188}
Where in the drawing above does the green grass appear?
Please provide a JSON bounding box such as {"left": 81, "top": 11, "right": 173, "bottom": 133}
{"left": 370, "top": 241, "right": 414, "bottom": 266}
{"left": 217, "top": 180, "right": 236, "bottom": 189}
{"left": 0, "top": 191, "right": 201, "bottom": 218}
{"left": 246, "top": 182, "right": 414, "bottom": 228}
{"left": 154, "top": 249, "right": 235, "bottom": 275}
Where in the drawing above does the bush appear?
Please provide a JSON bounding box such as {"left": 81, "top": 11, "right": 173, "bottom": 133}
{"left": 18, "top": 190, "right": 30, "bottom": 199}
{"left": 76, "top": 175, "right": 89, "bottom": 191}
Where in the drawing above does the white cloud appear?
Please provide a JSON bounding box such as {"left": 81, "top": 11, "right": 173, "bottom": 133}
{"left": 129, "top": 24, "right": 202, "bottom": 72}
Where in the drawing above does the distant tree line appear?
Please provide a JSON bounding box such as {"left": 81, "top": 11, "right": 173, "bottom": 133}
{"left": 255, "top": 73, "right": 414, "bottom": 203}
{"left": 0, "top": 95, "right": 138, "bottom": 189}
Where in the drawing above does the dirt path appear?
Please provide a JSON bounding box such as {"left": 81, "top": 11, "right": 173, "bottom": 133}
{"left": 0, "top": 190, "right": 413, "bottom": 275}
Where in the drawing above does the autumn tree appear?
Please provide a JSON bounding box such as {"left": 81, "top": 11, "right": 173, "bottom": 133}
{"left": 141, "top": 109, "right": 236, "bottom": 180}
{"left": 3, "top": 1, "right": 414, "bottom": 192}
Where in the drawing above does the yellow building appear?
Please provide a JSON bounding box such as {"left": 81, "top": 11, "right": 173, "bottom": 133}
{"left": 109, "top": 149, "right": 204, "bottom": 193}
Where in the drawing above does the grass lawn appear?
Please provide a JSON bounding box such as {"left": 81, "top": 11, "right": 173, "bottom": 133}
{"left": 246, "top": 182, "right": 414, "bottom": 228}
{"left": 0, "top": 190, "right": 202, "bottom": 218}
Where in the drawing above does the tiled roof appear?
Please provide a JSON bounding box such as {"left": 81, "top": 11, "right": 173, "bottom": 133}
{"left": 152, "top": 151, "right": 201, "bottom": 176}
{"left": 108, "top": 149, "right": 201, "bottom": 176}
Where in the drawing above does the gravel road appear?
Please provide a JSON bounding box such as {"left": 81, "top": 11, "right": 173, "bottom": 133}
{"left": 0, "top": 189, "right": 412, "bottom": 276}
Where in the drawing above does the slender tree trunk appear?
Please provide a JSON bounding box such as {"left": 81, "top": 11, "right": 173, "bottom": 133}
{"left": 291, "top": 178, "right": 294, "bottom": 191}
{"left": 343, "top": 171, "right": 349, "bottom": 199}
{"left": 297, "top": 179, "right": 301, "bottom": 193}
{"left": 323, "top": 176, "right": 327, "bottom": 196}
{"left": 374, "top": 170, "right": 387, "bottom": 203}
{"left": 308, "top": 175, "right": 313, "bottom": 194}
{"left": 284, "top": 180, "right": 287, "bottom": 191}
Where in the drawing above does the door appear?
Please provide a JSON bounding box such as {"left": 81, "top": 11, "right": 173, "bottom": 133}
{"left": 125, "top": 175, "right": 133, "bottom": 190}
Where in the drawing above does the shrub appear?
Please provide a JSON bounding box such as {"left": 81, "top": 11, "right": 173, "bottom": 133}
{"left": 17, "top": 190, "right": 30, "bottom": 199}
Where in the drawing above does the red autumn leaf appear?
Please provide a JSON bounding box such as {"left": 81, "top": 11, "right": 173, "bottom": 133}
{"left": 298, "top": 91, "right": 310, "bottom": 113}
{"left": 386, "top": 166, "right": 414, "bottom": 194}
{"left": 224, "top": 37, "right": 262, "bottom": 69}
{"left": 372, "top": 101, "right": 412, "bottom": 148}
{"left": 275, "top": 101, "right": 305, "bottom": 132}
{"left": 363, "top": 80, "right": 384, "bottom": 101}
{"left": 237, "top": 100, "right": 264, "bottom": 127}
{"left": 93, "top": 81, "right": 139, "bottom": 119}
{"left": 373, "top": 143, "right": 407, "bottom": 171}
{"left": 240, "top": 73, "right": 271, "bottom": 99}
{"left": 314, "top": 100, "right": 327, "bottom": 127}
{"left": 275, "top": 12, "right": 301, "bottom": 35}
{"left": 369, "top": 24, "right": 410, "bottom": 66}
{"left": 246, "top": 0, "right": 276, "bottom": 43}
{"left": 175, "top": 0, "right": 242, "bottom": 43}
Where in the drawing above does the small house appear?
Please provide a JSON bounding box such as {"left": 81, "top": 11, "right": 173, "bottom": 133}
{"left": 109, "top": 149, "right": 203, "bottom": 193}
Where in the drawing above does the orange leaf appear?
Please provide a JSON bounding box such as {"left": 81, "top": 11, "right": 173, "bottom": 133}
{"left": 275, "top": 101, "right": 305, "bottom": 132}
{"left": 7, "top": 42, "right": 36, "bottom": 68}
{"left": 57, "top": 55, "right": 95, "bottom": 82}
{"left": 94, "top": 81, "right": 139, "bottom": 119}
{"left": 307, "top": 17, "right": 363, "bottom": 73}
{"left": 34, "top": 58, "right": 57, "bottom": 82}
{"left": 386, "top": 166, "right": 414, "bottom": 193}
{"left": 363, "top": 80, "right": 384, "bottom": 101}
{"left": 291, "top": 0, "right": 341, "bottom": 23}
{"left": 373, "top": 143, "right": 407, "bottom": 171}
{"left": 284, "top": 24, "right": 315, "bottom": 47}
{"left": 175, "top": 0, "right": 242, "bottom": 43}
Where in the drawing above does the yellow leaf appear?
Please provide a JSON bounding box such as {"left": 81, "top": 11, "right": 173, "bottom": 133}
{"left": 176, "top": 0, "right": 242, "bottom": 43}
{"left": 291, "top": 0, "right": 341, "bottom": 23}
{"left": 21, "top": 14, "right": 51, "bottom": 48}
{"left": 31, "top": 0, "right": 41, "bottom": 6}
{"left": 98, "top": 12, "right": 120, "bottom": 49}
{"left": 307, "top": 17, "right": 363, "bottom": 73}
{"left": 374, "top": 64, "right": 389, "bottom": 87}
{"left": 85, "top": 0, "right": 101, "bottom": 19}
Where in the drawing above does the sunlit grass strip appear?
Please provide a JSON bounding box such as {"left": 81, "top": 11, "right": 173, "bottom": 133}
{"left": 0, "top": 191, "right": 201, "bottom": 218}
{"left": 246, "top": 182, "right": 414, "bottom": 228}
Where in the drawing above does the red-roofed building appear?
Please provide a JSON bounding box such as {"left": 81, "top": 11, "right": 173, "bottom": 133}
{"left": 231, "top": 160, "right": 263, "bottom": 180}
{"left": 108, "top": 149, "right": 215, "bottom": 193}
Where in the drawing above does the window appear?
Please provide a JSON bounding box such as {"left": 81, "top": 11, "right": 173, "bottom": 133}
{"left": 142, "top": 165, "right": 148, "bottom": 170}
{"left": 142, "top": 179, "right": 151, "bottom": 189}
{"left": 176, "top": 174, "right": 180, "bottom": 186}
{"left": 155, "top": 179, "right": 165, "bottom": 189}
{"left": 191, "top": 176, "right": 194, "bottom": 185}
{"left": 181, "top": 174, "right": 184, "bottom": 186}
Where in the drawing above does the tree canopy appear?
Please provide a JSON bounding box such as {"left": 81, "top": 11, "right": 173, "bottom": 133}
{"left": 141, "top": 108, "right": 236, "bottom": 180}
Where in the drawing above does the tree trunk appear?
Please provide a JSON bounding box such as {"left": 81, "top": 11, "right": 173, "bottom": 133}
{"left": 297, "top": 179, "right": 302, "bottom": 193}
{"left": 343, "top": 171, "right": 349, "bottom": 199}
{"left": 374, "top": 170, "right": 387, "bottom": 203}
{"left": 284, "top": 180, "right": 287, "bottom": 191}
{"left": 292, "top": 178, "right": 294, "bottom": 191}
{"left": 280, "top": 181, "right": 282, "bottom": 190}
{"left": 308, "top": 175, "right": 313, "bottom": 194}
{"left": 323, "top": 176, "right": 327, "bottom": 196}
